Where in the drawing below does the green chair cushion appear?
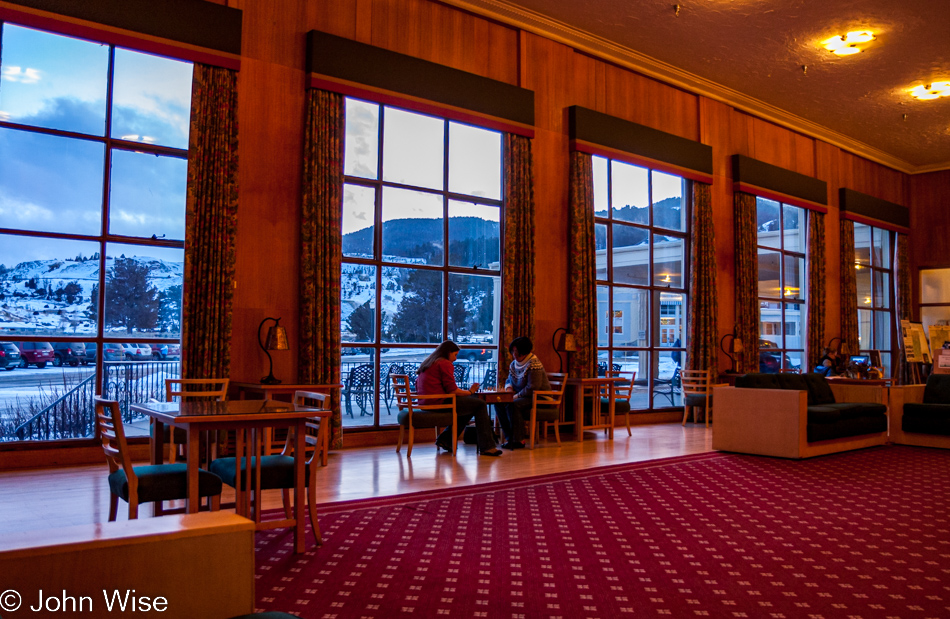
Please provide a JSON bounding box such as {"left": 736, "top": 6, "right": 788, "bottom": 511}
{"left": 108, "top": 464, "right": 222, "bottom": 504}
{"left": 684, "top": 394, "right": 712, "bottom": 408}
{"left": 396, "top": 408, "right": 455, "bottom": 428}
{"left": 209, "top": 455, "right": 312, "bottom": 490}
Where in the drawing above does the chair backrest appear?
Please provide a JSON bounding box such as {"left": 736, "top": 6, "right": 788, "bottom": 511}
{"left": 537, "top": 373, "right": 568, "bottom": 407}
{"left": 291, "top": 390, "right": 330, "bottom": 455}
{"left": 94, "top": 397, "right": 133, "bottom": 479}
{"left": 346, "top": 364, "right": 375, "bottom": 391}
{"left": 681, "top": 369, "right": 713, "bottom": 396}
{"left": 482, "top": 366, "right": 497, "bottom": 389}
{"left": 606, "top": 370, "right": 636, "bottom": 400}
{"left": 166, "top": 378, "right": 229, "bottom": 402}
{"left": 391, "top": 374, "right": 455, "bottom": 413}
{"left": 453, "top": 363, "right": 468, "bottom": 387}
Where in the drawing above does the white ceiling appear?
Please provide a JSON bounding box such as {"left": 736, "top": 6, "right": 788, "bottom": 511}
{"left": 446, "top": 0, "right": 950, "bottom": 173}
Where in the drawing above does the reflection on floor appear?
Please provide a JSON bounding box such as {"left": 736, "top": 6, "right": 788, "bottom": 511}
{"left": 0, "top": 422, "right": 712, "bottom": 534}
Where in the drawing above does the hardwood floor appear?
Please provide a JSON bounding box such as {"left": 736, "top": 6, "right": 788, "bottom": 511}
{"left": 0, "top": 423, "right": 712, "bottom": 534}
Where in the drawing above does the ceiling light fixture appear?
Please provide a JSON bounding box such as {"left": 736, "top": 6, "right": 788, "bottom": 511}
{"left": 909, "top": 82, "right": 950, "bottom": 100}
{"left": 822, "top": 30, "right": 875, "bottom": 56}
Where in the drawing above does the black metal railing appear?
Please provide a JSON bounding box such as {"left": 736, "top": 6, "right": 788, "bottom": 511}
{"left": 7, "top": 361, "right": 181, "bottom": 442}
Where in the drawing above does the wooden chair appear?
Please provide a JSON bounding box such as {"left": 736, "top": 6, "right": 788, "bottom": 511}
{"left": 681, "top": 369, "right": 714, "bottom": 427}
{"left": 391, "top": 374, "right": 457, "bottom": 457}
{"left": 208, "top": 395, "right": 331, "bottom": 544}
{"left": 527, "top": 373, "right": 568, "bottom": 449}
{"left": 606, "top": 370, "right": 636, "bottom": 436}
{"left": 94, "top": 397, "right": 222, "bottom": 521}
{"left": 161, "top": 378, "right": 229, "bottom": 463}
{"left": 293, "top": 390, "right": 332, "bottom": 467}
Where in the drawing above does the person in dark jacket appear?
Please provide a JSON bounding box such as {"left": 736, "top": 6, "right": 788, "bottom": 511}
{"left": 497, "top": 337, "right": 551, "bottom": 449}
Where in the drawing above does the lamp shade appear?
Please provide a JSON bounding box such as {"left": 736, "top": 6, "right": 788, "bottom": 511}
{"left": 557, "top": 332, "right": 577, "bottom": 352}
{"left": 732, "top": 338, "right": 744, "bottom": 353}
{"left": 265, "top": 324, "right": 290, "bottom": 351}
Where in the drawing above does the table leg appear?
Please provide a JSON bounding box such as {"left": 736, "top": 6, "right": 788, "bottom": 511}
{"left": 608, "top": 383, "right": 615, "bottom": 439}
{"left": 294, "top": 419, "right": 307, "bottom": 553}
{"left": 234, "top": 429, "right": 246, "bottom": 518}
{"left": 186, "top": 425, "right": 200, "bottom": 513}
{"left": 150, "top": 420, "right": 165, "bottom": 465}
{"left": 574, "top": 385, "right": 584, "bottom": 443}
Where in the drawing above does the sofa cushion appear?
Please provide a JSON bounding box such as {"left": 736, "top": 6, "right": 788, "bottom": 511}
{"left": 923, "top": 374, "right": 950, "bottom": 404}
{"left": 734, "top": 373, "right": 781, "bottom": 389}
{"left": 806, "top": 406, "right": 840, "bottom": 424}
{"left": 825, "top": 402, "right": 888, "bottom": 419}
{"left": 902, "top": 415, "right": 950, "bottom": 436}
{"left": 807, "top": 414, "right": 887, "bottom": 442}
{"left": 903, "top": 402, "right": 950, "bottom": 419}
{"left": 775, "top": 373, "right": 808, "bottom": 391}
{"left": 801, "top": 373, "right": 836, "bottom": 405}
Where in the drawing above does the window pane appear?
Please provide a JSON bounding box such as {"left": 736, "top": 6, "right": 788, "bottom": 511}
{"left": 448, "top": 122, "right": 501, "bottom": 200}
{"left": 873, "top": 311, "right": 891, "bottom": 350}
{"left": 340, "top": 350, "right": 378, "bottom": 425}
{"left": 448, "top": 273, "right": 497, "bottom": 345}
{"left": 872, "top": 227, "right": 890, "bottom": 268}
{"left": 448, "top": 201, "right": 499, "bottom": 269}
{"left": 0, "top": 24, "right": 108, "bottom": 135}
{"left": 654, "top": 235, "right": 684, "bottom": 288}
{"left": 920, "top": 268, "right": 950, "bottom": 304}
{"left": 783, "top": 206, "right": 805, "bottom": 253}
{"left": 596, "top": 286, "right": 610, "bottom": 346}
{"left": 784, "top": 302, "right": 804, "bottom": 350}
{"left": 611, "top": 161, "right": 648, "bottom": 224}
{"left": 111, "top": 48, "right": 192, "bottom": 149}
{"left": 783, "top": 255, "right": 804, "bottom": 300}
{"left": 342, "top": 264, "right": 376, "bottom": 343}
{"left": 874, "top": 270, "right": 890, "bottom": 308}
{"left": 853, "top": 222, "right": 871, "bottom": 268}
{"left": 612, "top": 287, "right": 649, "bottom": 347}
{"left": 592, "top": 156, "right": 608, "bottom": 217}
{"left": 109, "top": 149, "right": 187, "bottom": 239}
{"left": 653, "top": 349, "right": 681, "bottom": 407}
{"left": 103, "top": 244, "right": 183, "bottom": 339}
{"left": 342, "top": 184, "right": 376, "bottom": 258}
{"left": 785, "top": 351, "right": 803, "bottom": 372}
{"left": 0, "top": 128, "right": 104, "bottom": 235}
{"left": 385, "top": 267, "right": 443, "bottom": 344}
{"left": 382, "top": 108, "right": 443, "bottom": 190}
{"left": 381, "top": 187, "right": 443, "bottom": 265}
{"left": 344, "top": 99, "right": 379, "bottom": 180}
{"left": 612, "top": 223, "right": 650, "bottom": 286}
{"left": 0, "top": 235, "right": 100, "bottom": 338}
{"left": 595, "top": 223, "right": 608, "bottom": 281}
{"left": 856, "top": 266, "right": 872, "bottom": 308}
{"left": 858, "top": 308, "right": 871, "bottom": 350}
{"left": 756, "top": 197, "right": 781, "bottom": 249}
{"left": 880, "top": 352, "right": 891, "bottom": 377}
{"left": 658, "top": 292, "right": 685, "bottom": 349}
{"left": 757, "top": 249, "right": 782, "bottom": 298}
{"left": 652, "top": 171, "right": 685, "bottom": 232}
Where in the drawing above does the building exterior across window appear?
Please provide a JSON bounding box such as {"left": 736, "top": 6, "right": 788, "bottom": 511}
{"left": 854, "top": 222, "right": 894, "bottom": 375}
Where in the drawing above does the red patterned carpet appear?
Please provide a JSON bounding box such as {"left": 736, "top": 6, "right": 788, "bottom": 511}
{"left": 254, "top": 446, "right": 950, "bottom": 618}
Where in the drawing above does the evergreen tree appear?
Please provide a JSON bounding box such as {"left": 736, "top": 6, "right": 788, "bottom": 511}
{"left": 89, "top": 283, "right": 99, "bottom": 322}
{"left": 347, "top": 300, "right": 375, "bottom": 342}
{"left": 157, "top": 284, "right": 182, "bottom": 333}
{"left": 105, "top": 258, "right": 159, "bottom": 332}
{"left": 391, "top": 270, "right": 442, "bottom": 343}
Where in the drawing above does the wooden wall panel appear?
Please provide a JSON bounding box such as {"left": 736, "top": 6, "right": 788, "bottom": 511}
{"left": 911, "top": 171, "right": 950, "bottom": 271}
{"left": 814, "top": 140, "right": 842, "bottom": 343}
{"left": 602, "top": 64, "right": 700, "bottom": 141}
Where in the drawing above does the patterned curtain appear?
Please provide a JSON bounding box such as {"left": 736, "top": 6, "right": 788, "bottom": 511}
{"left": 734, "top": 192, "right": 760, "bottom": 372}
{"left": 806, "top": 212, "right": 826, "bottom": 370}
{"left": 687, "top": 182, "right": 718, "bottom": 372}
{"left": 895, "top": 233, "right": 913, "bottom": 384}
{"left": 567, "top": 152, "right": 597, "bottom": 380}
{"left": 299, "top": 89, "right": 344, "bottom": 448}
{"left": 839, "top": 219, "right": 859, "bottom": 354}
{"left": 182, "top": 64, "right": 239, "bottom": 380}
{"left": 498, "top": 133, "right": 536, "bottom": 383}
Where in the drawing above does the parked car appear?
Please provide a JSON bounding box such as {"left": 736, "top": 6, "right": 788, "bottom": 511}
{"left": 52, "top": 342, "right": 87, "bottom": 367}
{"left": 122, "top": 343, "right": 152, "bottom": 361}
{"left": 149, "top": 342, "right": 181, "bottom": 360}
{"left": 458, "top": 348, "right": 493, "bottom": 361}
{"left": 758, "top": 339, "right": 793, "bottom": 373}
{"left": 92, "top": 343, "right": 127, "bottom": 362}
{"left": 0, "top": 342, "right": 21, "bottom": 370}
{"left": 16, "top": 341, "right": 54, "bottom": 368}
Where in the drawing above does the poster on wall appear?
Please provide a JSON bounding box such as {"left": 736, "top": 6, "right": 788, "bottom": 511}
{"left": 902, "top": 320, "right": 931, "bottom": 363}
{"left": 928, "top": 324, "right": 950, "bottom": 353}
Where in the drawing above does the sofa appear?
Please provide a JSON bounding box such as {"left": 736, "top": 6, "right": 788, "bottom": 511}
{"left": 888, "top": 373, "right": 950, "bottom": 449}
{"left": 713, "top": 372, "right": 888, "bottom": 459}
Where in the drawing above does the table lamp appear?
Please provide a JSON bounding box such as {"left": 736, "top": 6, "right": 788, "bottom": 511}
{"left": 553, "top": 327, "right": 577, "bottom": 373}
{"left": 258, "top": 316, "right": 289, "bottom": 384}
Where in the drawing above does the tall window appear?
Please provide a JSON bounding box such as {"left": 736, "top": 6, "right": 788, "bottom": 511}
{"left": 341, "top": 99, "right": 503, "bottom": 427}
{"left": 854, "top": 222, "right": 894, "bottom": 374}
{"left": 0, "top": 24, "right": 190, "bottom": 443}
{"left": 756, "top": 198, "right": 805, "bottom": 372}
{"left": 593, "top": 156, "right": 689, "bottom": 410}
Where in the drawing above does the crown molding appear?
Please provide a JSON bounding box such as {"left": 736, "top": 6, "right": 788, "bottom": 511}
{"left": 441, "top": 0, "right": 950, "bottom": 175}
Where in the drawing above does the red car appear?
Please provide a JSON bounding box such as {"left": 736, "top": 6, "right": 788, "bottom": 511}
{"left": 16, "top": 341, "right": 55, "bottom": 369}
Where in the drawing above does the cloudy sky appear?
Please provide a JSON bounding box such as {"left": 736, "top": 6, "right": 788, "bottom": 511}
{"left": 0, "top": 23, "right": 191, "bottom": 268}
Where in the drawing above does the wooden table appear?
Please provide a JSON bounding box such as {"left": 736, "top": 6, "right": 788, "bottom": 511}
{"left": 473, "top": 389, "right": 515, "bottom": 404}
{"left": 232, "top": 382, "right": 344, "bottom": 401}
{"left": 567, "top": 377, "right": 622, "bottom": 442}
{"left": 131, "top": 399, "right": 320, "bottom": 553}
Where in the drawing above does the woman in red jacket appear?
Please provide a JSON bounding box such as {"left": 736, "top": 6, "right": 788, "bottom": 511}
{"left": 416, "top": 341, "right": 502, "bottom": 457}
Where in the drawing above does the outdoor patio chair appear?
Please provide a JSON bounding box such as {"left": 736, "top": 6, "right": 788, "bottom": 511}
{"left": 344, "top": 364, "right": 374, "bottom": 418}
